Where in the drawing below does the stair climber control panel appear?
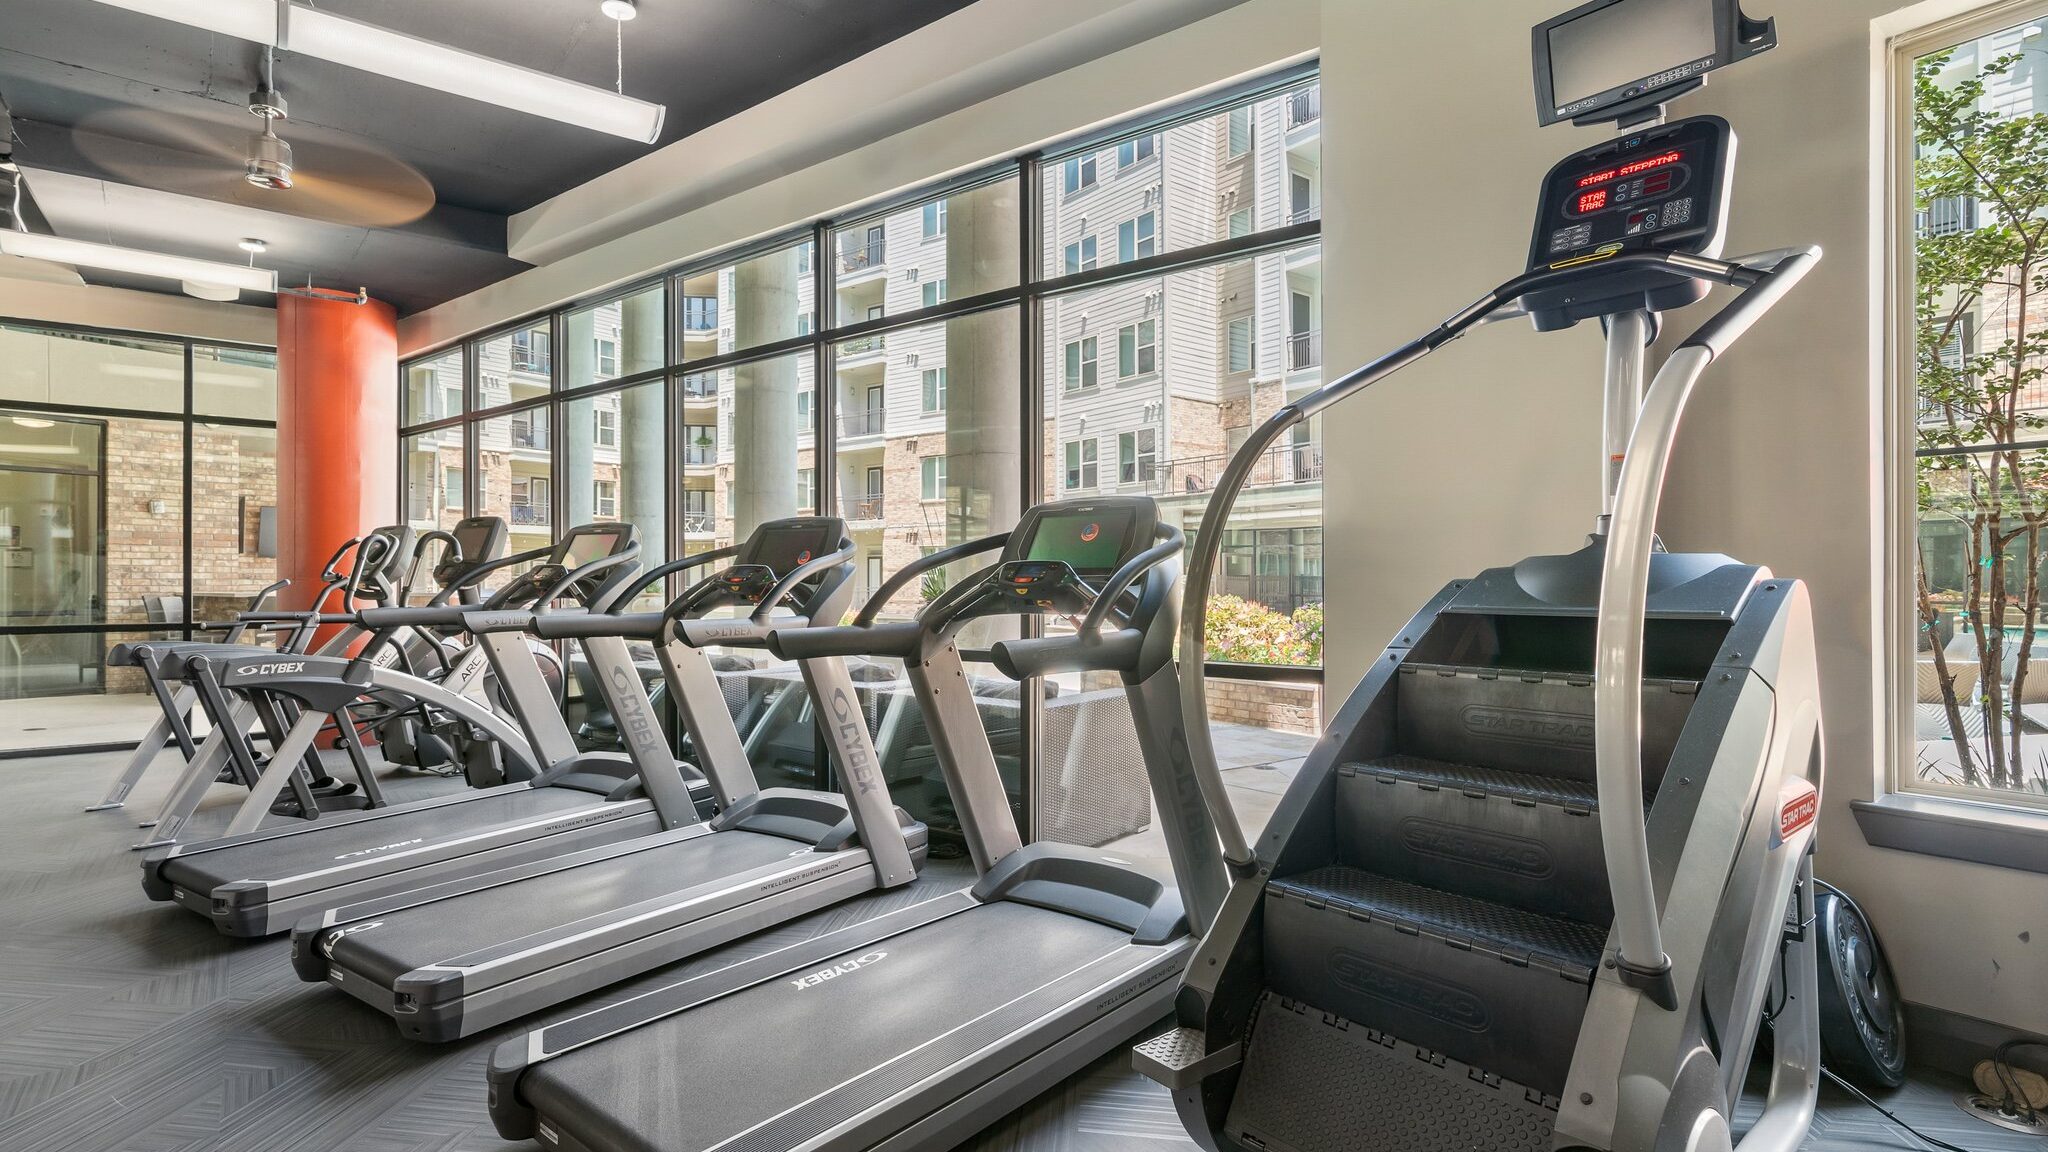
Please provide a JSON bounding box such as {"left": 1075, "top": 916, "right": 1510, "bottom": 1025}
{"left": 1525, "top": 114, "right": 1733, "bottom": 328}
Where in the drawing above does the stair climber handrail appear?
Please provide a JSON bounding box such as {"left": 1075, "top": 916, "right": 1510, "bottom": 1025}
{"left": 1593, "top": 244, "right": 1819, "bottom": 1011}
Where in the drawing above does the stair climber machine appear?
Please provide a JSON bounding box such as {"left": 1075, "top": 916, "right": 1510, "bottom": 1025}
{"left": 138, "top": 523, "right": 717, "bottom": 937}
{"left": 1130, "top": 4, "right": 1891, "bottom": 1152}
{"left": 109, "top": 526, "right": 420, "bottom": 848}
{"left": 292, "top": 517, "right": 930, "bottom": 1043}
{"left": 484, "top": 495, "right": 1231, "bottom": 1152}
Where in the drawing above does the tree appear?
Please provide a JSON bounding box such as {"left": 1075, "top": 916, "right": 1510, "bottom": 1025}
{"left": 1913, "top": 49, "right": 2048, "bottom": 790}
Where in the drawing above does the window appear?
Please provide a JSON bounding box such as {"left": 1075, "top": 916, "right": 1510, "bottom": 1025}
{"left": 922, "top": 367, "right": 947, "bottom": 413}
{"left": 923, "top": 279, "right": 948, "bottom": 308}
{"left": 593, "top": 479, "right": 618, "bottom": 518}
{"left": 684, "top": 423, "right": 716, "bottom": 464}
{"left": 797, "top": 313, "right": 813, "bottom": 336}
{"left": 798, "top": 242, "right": 812, "bottom": 274}
{"left": 595, "top": 337, "right": 619, "bottom": 377}
{"left": 1119, "top": 320, "right": 1157, "bottom": 378}
{"left": 797, "top": 467, "right": 816, "bottom": 512}
{"left": 1228, "top": 316, "right": 1254, "bottom": 373}
{"left": 1063, "top": 236, "right": 1097, "bottom": 275}
{"left": 796, "top": 387, "right": 813, "bottom": 429}
{"left": 1064, "top": 337, "right": 1098, "bottom": 390}
{"left": 1900, "top": 14, "right": 2048, "bottom": 808}
{"left": 1118, "top": 134, "right": 1157, "bottom": 169}
{"left": 443, "top": 465, "right": 464, "bottom": 507}
{"left": 683, "top": 295, "right": 718, "bottom": 331}
{"left": 510, "top": 327, "right": 551, "bottom": 375}
{"left": 920, "top": 455, "right": 947, "bottom": 500}
{"left": 1064, "top": 439, "right": 1097, "bottom": 489}
{"left": 1062, "top": 154, "right": 1098, "bottom": 195}
{"left": 1118, "top": 428, "right": 1157, "bottom": 484}
{"left": 594, "top": 407, "right": 617, "bottom": 447}
{"left": 923, "top": 199, "right": 947, "bottom": 238}
{"left": 1228, "top": 105, "right": 1253, "bottom": 157}
{"left": 1118, "top": 212, "right": 1157, "bottom": 263}
{"left": 1229, "top": 208, "right": 1252, "bottom": 238}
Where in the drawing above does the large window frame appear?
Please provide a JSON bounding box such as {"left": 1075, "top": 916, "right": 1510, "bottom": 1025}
{"left": 398, "top": 64, "right": 1325, "bottom": 832}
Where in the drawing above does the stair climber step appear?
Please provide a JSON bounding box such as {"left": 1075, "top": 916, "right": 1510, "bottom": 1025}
{"left": 1337, "top": 755, "right": 1615, "bottom": 924}
{"left": 1262, "top": 865, "right": 1604, "bottom": 1096}
{"left": 1225, "top": 991, "right": 1558, "bottom": 1152}
{"left": 1394, "top": 661, "right": 1696, "bottom": 788}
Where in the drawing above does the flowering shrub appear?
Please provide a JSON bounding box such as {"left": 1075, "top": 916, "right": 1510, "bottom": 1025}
{"left": 1205, "top": 595, "right": 1322, "bottom": 666}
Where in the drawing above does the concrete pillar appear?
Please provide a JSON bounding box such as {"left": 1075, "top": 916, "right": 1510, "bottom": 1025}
{"left": 275, "top": 293, "right": 397, "bottom": 613}
{"left": 620, "top": 290, "right": 666, "bottom": 569}
{"left": 564, "top": 401, "right": 595, "bottom": 527}
{"left": 732, "top": 250, "right": 802, "bottom": 540}
{"left": 943, "top": 180, "right": 1022, "bottom": 543}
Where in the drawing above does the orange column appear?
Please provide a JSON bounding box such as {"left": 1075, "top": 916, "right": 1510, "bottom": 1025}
{"left": 275, "top": 293, "right": 398, "bottom": 613}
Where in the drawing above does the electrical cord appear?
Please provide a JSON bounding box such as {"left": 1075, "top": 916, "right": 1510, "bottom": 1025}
{"left": 1819, "top": 1064, "right": 1983, "bottom": 1152}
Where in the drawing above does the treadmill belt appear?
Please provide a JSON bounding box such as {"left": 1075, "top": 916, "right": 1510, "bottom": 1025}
{"left": 326, "top": 829, "right": 813, "bottom": 987}
{"left": 518, "top": 903, "right": 1138, "bottom": 1152}
{"left": 158, "top": 787, "right": 605, "bottom": 892}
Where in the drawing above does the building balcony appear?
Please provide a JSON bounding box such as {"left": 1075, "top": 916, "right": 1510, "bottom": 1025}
{"left": 511, "top": 351, "right": 550, "bottom": 376}
{"left": 683, "top": 510, "right": 716, "bottom": 536}
{"left": 1154, "top": 442, "right": 1324, "bottom": 496}
{"left": 510, "top": 503, "right": 549, "bottom": 527}
{"left": 1287, "top": 204, "right": 1319, "bottom": 226}
{"left": 837, "top": 334, "right": 887, "bottom": 365}
{"left": 683, "top": 297, "right": 720, "bottom": 333}
{"left": 682, "top": 375, "right": 719, "bottom": 405}
{"left": 1286, "top": 88, "right": 1321, "bottom": 130}
{"left": 839, "top": 239, "right": 886, "bottom": 275}
{"left": 843, "top": 495, "right": 885, "bottom": 524}
{"left": 683, "top": 442, "right": 717, "bottom": 467}
{"left": 1288, "top": 329, "right": 1321, "bottom": 372}
{"left": 838, "top": 409, "right": 886, "bottom": 440}
{"left": 510, "top": 423, "right": 549, "bottom": 450}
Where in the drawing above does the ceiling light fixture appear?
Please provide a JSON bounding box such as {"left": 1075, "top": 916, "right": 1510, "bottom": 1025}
{"left": 85, "top": 0, "right": 666, "bottom": 143}
{"left": 182, "top": 280, "right": 240, "bottom": 301}
{"left": 601, "top": 0, "right": 637, "bottom": 20}
{"left": 0, "top": 233, "right": 277, "bottom": 295}
{"left": 238, "top": 237, "right": 268, "bottom": 254}
{"left": 11, "top": 417, "right": 55, "bottom": 429}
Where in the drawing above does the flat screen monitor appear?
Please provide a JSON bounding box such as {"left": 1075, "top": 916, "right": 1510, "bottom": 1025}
{"left": 1025, "top": 507, "right": 1139, "bottom": 576}
{"left": 560, "top": 529, "right": 626, "bottom": 568}
{"left": 751, "top": 524, "right": 836, "bottom": 575}
{"left": 1534, "top": 0, "right": 1770, "bottom": 125}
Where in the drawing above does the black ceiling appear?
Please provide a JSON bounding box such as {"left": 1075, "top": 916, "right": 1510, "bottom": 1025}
{"left": 0, "top": 0, "right": 981, "bottom": 314}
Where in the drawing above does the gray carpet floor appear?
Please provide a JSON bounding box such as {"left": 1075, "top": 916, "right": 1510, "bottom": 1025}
{"left": 0, "top": 748, "right": 2038, "bottom": 1152}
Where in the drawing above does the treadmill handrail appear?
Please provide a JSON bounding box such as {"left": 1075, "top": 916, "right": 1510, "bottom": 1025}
{"left": 1594, "top": 244, "right": 1820, "bottom": 1006}
{"left": 750, "top": 536, "right": 856, "bottom": 624}
{"left": 471, "top": 545, "right": 560, "bottom": 607}
{"left": 1174, "top": 246, "right": 1818, "bottom": 877}
{"left": 854, "top": 532, "right": 1009, "bottom": 628}
{"left": 608, "top": 545, "right": 740, "bottom": 612}
{"left": 1080, "top": 523, "right": 1183, "bottom": 636}
{"left": 533, "top": 542, "right": 642, "bottom": 613}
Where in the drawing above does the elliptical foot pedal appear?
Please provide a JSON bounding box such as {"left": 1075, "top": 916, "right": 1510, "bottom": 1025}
{"left": 1134, "top": 1026, "right": 1240, "bottom": 1089}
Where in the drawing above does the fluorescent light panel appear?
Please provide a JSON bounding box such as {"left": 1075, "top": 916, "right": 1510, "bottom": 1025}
{"left": 87, "top": 0, "right": 666, "bottom": 143}
{"left": 0, "top": 232, "right": 278, "bottom": 294}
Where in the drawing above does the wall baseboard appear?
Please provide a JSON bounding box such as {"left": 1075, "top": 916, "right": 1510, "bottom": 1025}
{"left": 1905, "top": 1001, "right": 2048, "bottom": 1078}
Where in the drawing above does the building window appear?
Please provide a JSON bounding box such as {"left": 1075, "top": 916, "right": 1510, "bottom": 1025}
{"left": 595, "top": 407, "right": 618, "bottom": 447}
{"left": 1228, "top": 316, "right": 1254, "bottom": 373}
{"left": 595, "top": 337, "right": 620, "bottom": 377}
{"left": 923, "top": 199, "right": 947, "bottom": 238}
{"left": 442, "top": 383, "right": 463, "bottom": 419}
{"left": 922, "top": 367, "right": 947, "bottom": 413}
{"left": 1117, "top": 134, "right": 1157, "bottom": 169}
{"left": 593, "top": 479, "right": 618, "bottom": 518}
{"left": 1228, "top": 105, "right": 1253, "bottom": 157}
{"left": 1118, "top": 428, "right": 1157, "bottom": 485}
{"left": 1119, "top": 319, "right": 1156, "bottom": 378}
{"left": 510, "top": 327, "right": 551, "bottom": 375}
{"left": 1064, "top": 337, "right": 1098, "bottom": 390}
{"left": 798, "top": 242, "right": 813, "bottom": 274}
{"left": 443, "top": 465, "right": 463, "bottom": 508}
{"left": 1119, "top": 212, "right": 1157, "bottom": 263}
{"left": 1229, "top": 208, "right": 1252, "bottom": 238}
{"left": 1900, "top": 14, "right": 2048, "bottom": 808}
{"left": 684, "top": 423, "right": 716, "bottom": 464}
{"left": 796, "top": 387, "right": 813, "bottom": 430}
{"left": 797, "top": 313, "right": 813, "bottom": 336}
{"left": 1062, "top": 153, "right": 1097, "bottom": 195}
{"left": 683, "top": 295, "right": 718, "bottom": 332}
{"left": 797, "top": 467, "right": 816, "bottom": 512}
{"left": 513, "top": 476, "right": 550, "bottom": 508}
{"left": 922, "top": 279, "right": 948, "bottom": 308}
{"left": 920, "top": 455, "right": 947, "bottom": 500}
{"left": 1063, "top": 236, "right": 1097, "bottom": 275}
{"left": 1064, "top": 439, "right": 1097, "bottom": 489}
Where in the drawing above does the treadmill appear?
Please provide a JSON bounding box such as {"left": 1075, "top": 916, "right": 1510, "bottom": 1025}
{"left": 292, "top": 517, "right": 929, "bottom": 1042}
{"left": 138, "top": 523, "right": 713, "bottom": 936}
{"left": 486, "top": 495, "right": 1230, "bottom": 1152}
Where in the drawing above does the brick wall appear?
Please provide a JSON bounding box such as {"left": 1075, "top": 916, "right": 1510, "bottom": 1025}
{"left": 1205, "top": 676, "right": 1320, "bottom": 735}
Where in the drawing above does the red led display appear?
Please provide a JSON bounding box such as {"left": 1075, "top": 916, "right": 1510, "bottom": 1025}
{"left": 1576, "top": 149, "right": 1683, "bottom": 188}
{"left": 1577, "top": 188, "right": 1609, "bottom": 214}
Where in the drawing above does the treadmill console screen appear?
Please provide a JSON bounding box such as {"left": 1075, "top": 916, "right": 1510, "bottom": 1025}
{"left": 559, "top": 529, "right": 626, "bottom": 568}
{"left": 452, "top": 518, "right": 503, "bottom": 565}
{"left": 1025, "top": 508, "right": 1139, "bottom": 576}
{"left": 1547, "top": 0, "right": 1715, "bottom": 113}
{"left": 748, "top": 525, "right": 836, "bottom": 576}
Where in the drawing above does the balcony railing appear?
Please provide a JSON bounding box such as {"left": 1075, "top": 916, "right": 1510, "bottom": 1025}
{"left": 1288, "top": 329, "right": 1322, "bottom": 371}
{"left": 511, "top": 423, "right": 549, "bottom": 450}
{"left": 683, "top": 297, "right": 719, "bottom": 332}
{"left": 1287, "top": 88, "right": 1321, "bottom": 129}
{"left": 843, "top": 495, "right": 885, "bottom": 522}
{"left": 1288, "top": 204, "right": 1319, "bottom": 225}
{"left": 510, "top": 503, "right": 549, "bottom": 526}
{"left": 684, "top": 441, "right": 717, "bottom": 466}
{"left": 1149, "top": 441, "right": 1323, "bottom": 496}
{"left": 683, "top": 510, "right": 715, "bottom": 534}
{"left": 839, "top": 409, "right": 886, "bottom": 438}
{"left": 839, "top": 239, "right": 886, "bottom": 274}
{"left": 683, "top": 375, "right": 718, "bottom": 400}
{"left": 511, "top": 349, "right": 550, "bottom": 375}
{"left": 840, "top": 334, "right": 886, "bottom": 357}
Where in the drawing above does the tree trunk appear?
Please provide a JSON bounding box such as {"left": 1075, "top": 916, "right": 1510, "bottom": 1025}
{"left": 1920, "top": 550, "right": 1976, "bottom": 782}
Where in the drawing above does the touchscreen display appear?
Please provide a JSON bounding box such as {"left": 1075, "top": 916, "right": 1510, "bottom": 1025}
{"left": 1025, "top": 508, "right": 1137, "bottom": 574}
{"left": 1549, "top": 0, "right": 1715, "bottom": 108}
{"left": 751, "top": 525, "right": 835, "bottom": 574}
{"left": 561, "top": 530, "right": 623, "bottom": 568}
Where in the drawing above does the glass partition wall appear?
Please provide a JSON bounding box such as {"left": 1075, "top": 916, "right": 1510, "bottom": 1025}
{"left": 0, "top": 323, "right": 277, "bottom": 743}
{"left": 399, "top": 69, "right": 1323, "bottom": 848}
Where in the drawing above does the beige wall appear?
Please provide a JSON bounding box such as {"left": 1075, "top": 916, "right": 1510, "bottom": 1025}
{"left": 1319, "top": 0, "right": 2046, "bottom": 1033}
{"left": 0, "top": 276, "right": 274, "bottom": 346}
